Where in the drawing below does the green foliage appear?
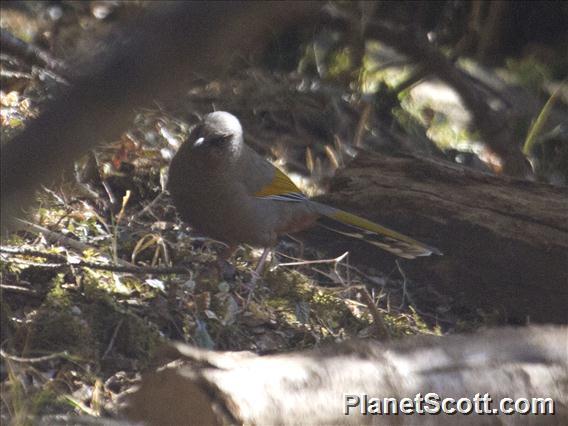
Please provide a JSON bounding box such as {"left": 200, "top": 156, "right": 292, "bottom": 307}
{"left": 523, "top": 81, "right": 566, "bottom": 155}
{"left": 362, "top": 42, "right": 413, "bottom": 90}
{"left": 505, "top": 56, "right": 552, "bottom": 93}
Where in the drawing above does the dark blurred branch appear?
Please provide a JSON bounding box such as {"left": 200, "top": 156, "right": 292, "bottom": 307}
{"left": 360, "top": 20, "right": 532, "bottom": 177}
{"left": 0, "top": 28, "right": 71, "bottom": 81}
{"left": 323, "top": 4, "right": 532, "bottom": 177}
{"left": 1, "top": 2, "right": 322, "bottom": 232}
{"left": 476, "top": 1, "right": 510, "bottom": 63}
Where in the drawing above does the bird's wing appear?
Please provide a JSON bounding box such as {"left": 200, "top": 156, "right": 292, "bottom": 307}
{"left": 240, "top": 145, "right": 307, "bottom": 202}
{"left": 253, "top": 167, "right": 307, "bottom": 202}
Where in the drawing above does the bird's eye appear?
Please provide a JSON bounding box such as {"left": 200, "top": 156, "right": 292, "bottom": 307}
{"left": 207, "top": 134, "right": 230, "bottom": 145}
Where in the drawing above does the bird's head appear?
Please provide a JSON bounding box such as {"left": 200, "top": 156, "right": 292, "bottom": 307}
{"left": 188, "top": 112, "right": 243, "bottom": 160}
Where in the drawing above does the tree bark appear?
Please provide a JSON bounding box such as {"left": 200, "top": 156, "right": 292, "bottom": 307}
{"left": 123, "top": 326, "right": 568, "bottom": 425}
{"left": 309, "top": 152, "right": 568, "bottom": 324}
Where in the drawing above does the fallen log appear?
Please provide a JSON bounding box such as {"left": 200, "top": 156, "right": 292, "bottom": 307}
{"left": 123, "top": 326, "right": 568, "bottom": 425}
{"left": 308, "top": 151, "right": 568, "bottom": 324}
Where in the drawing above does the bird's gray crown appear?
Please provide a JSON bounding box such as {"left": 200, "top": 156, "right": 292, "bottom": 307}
{"left": 202, "top": 111, "right": 243, "bottom": 138}
{"left": 190, "top": 111, "right": 243, "bottom": 157}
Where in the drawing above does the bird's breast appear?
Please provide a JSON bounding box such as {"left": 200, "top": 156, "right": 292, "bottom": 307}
{"left": 168, "top": 152, "right": 319, "bottom": 247}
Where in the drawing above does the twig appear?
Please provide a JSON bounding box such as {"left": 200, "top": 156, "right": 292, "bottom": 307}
{"left": 353, "top": 101, "right": 372, "bottom": 147}
{"left": 523, "top": 79, "right": 567, "bottom": 155}
{"left": 276, "top": 252, "right": 351, "bottom": 286}
{"left": 0, "top": 284, "right": 38, "bottom": 296}
{"left": 17, "top": 218, "right": 104, "bottom": 256}
{"left": 396, "top": 259, "right": 414, "bottom": 309}
{"left": 311, "top": 267, "right": 346, "bottom": 286}
{"left": 274, "top": 251, "right": 349, "bottom": 268}
{"left": 0, "top": 246, "right": 67, "bottom": 262}
{"left": 360, "top": 288, "right": 390, "bottom": 340}
{"left": 77, "top": 262, "right": 190, "bottom": 274}
{"left": 1, "top": 246, "right": 192, "bottom": 275}
{"left": 130, "top": 191, "right": 166, "bottom": 222}
{"left": 276, "top": 250, "right": 386, "bottom": 288}
{"left": 0, "top": 348, "right": 70, "bottom": 363}
{"left": 102, "top": 319, "right": 124, "bottom": 359}
{"left": 15, "top": 219, "right": 132, "bottom": 267}
{"left": 0, "top": 70, "right": 33, "bottom": 80}
{"left": 5, "top": 259, "right": 65, "bottom": 269}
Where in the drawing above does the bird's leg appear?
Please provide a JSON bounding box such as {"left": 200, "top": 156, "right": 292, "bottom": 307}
{"left": 245, "top": 247, "right": 271, "bottom": 305}
{"left": 254, "top": 246, "right": 271, "bottom": 276}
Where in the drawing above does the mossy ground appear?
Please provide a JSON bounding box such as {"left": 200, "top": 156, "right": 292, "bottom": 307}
{"left": 2, "top": 2, "right": 564, "bottom": 423}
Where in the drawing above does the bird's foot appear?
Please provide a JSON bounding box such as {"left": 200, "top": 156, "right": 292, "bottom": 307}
{"left": 242, "top": 270, "right": 262, "bottom": 307}
{"left": 243, "top": 248, "right": 272, "bottom": 306}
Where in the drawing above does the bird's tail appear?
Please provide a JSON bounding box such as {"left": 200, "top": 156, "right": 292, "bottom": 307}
{"left": 311, "top": 202, "right": 442, "bottom": 259}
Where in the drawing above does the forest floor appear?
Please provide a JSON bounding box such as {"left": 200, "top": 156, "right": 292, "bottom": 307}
{"left": 1, "top": 2, "right": 565, "bottom": 423}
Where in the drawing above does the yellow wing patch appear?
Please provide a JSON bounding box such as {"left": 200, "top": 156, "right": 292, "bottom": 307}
{"left": 254, "top": 167, "right": 302, "bottom": 197}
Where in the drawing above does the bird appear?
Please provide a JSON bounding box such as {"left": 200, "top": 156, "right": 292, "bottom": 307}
{"left": 167, "top": 111, "right": 441, "bottom": 276}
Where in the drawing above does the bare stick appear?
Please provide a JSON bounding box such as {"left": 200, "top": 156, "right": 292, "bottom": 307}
{"left": 1, "top": 246, "right": 191, "bottom": 275}
{"left": 102, "top": 319, "right": 124, "bottom": 360}
{"left": 0, "top": 349, "right": 70, "bottom": 364}
{"left": 360, "top": 288, "right": 390, "bottom": 340}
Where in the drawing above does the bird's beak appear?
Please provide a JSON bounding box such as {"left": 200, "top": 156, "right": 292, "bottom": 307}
{"left": 193, "top": 137, "right": 205, "bottom": 147}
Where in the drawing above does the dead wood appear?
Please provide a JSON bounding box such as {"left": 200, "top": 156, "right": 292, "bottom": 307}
{"left": 309, "top": 151, "right": 568, "bottom": 324}
{"left": 123, "top": 326, "right": 568, "bottom": 425}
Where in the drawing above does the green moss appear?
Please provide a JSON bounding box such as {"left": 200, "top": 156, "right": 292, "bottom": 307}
{"left": 32, "top": 388, "right": 72, "bottom": 417}
{"left": 383, "top": 306, "right": 442, "bottom": 338}
{"left": 263, "top": 267, "right": 367, "bottom": 334}
{"left": 264, "top": 267, "right": 313, "bottom": 299}
{"left": 80, "top": 278, "right": 160, "bottom": 364}
{"left": 22, "top": 271, "right": 160, "bottom": 369}
{"left": 45, "top": 274, "right": 72, "bottom": 306}
{"left": 327, "top": 47, "right": 355, "bottom": 79}
{"left": 29, "top": 305, "right": 95, "bottom": 358}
